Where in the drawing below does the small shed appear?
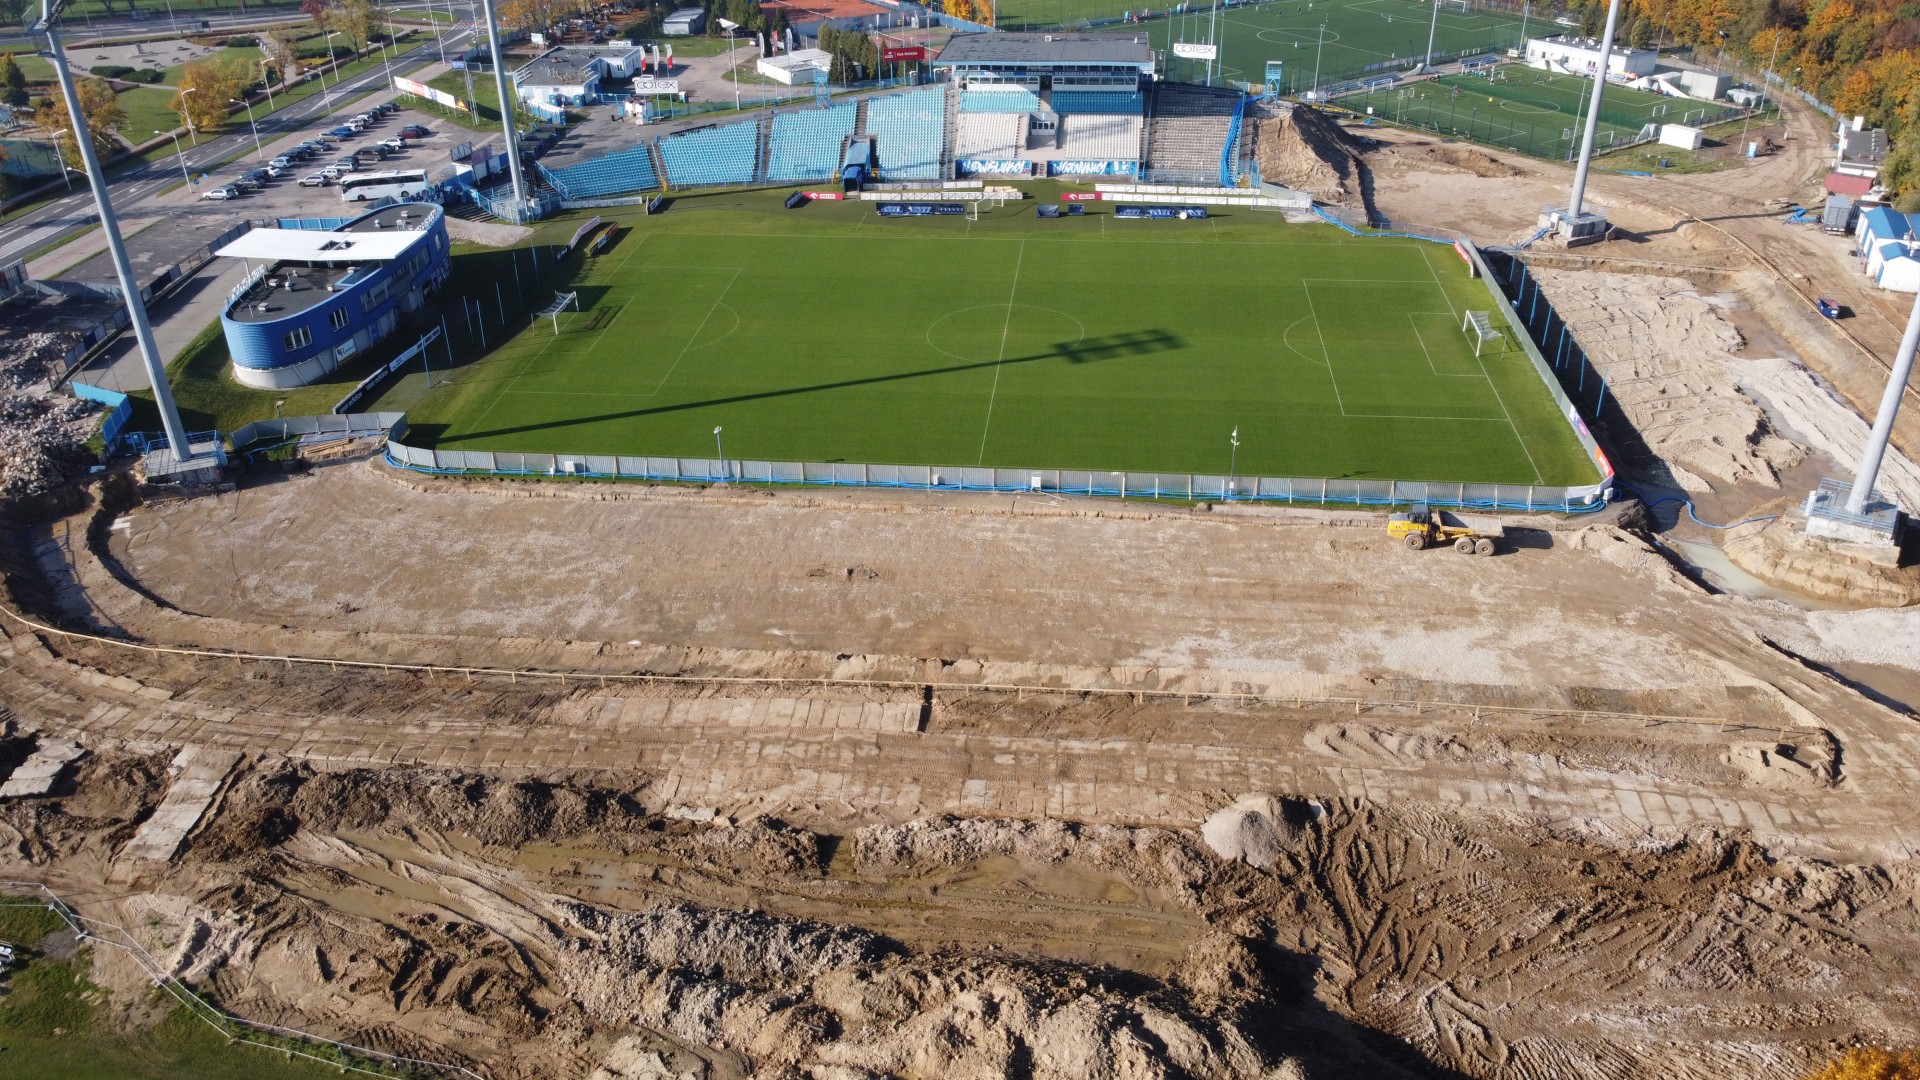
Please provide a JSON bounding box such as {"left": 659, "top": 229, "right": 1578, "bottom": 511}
{"left": 1822, "top": 194, "right": 1855, "bottom": 234}
{"left": 663, "top": 6, "right": 707, "bottom": 35}
{"left": 1658, "top": 123, "right": 1704, "bottom": 151}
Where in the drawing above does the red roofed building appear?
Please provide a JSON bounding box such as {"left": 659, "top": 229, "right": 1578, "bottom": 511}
{"left": 1826, "top": 170, "right": 1874, "bottom": 198}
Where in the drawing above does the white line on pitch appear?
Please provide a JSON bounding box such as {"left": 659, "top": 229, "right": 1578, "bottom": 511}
{"left": 976, "top": 239, "right": 1025, "bottom": 466}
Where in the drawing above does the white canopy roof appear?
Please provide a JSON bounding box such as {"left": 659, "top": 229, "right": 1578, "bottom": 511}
{"left": 215, "top": 227, "right": 425, "bottom": 263}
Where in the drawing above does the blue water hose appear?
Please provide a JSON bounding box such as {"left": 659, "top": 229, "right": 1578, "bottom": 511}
{"left": 1613, "top": 481, "right": 1779, "bottom": 531}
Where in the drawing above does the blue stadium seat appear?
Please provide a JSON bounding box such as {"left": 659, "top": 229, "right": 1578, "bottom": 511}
{"left": 659, "top": 120, "right": 759, "bottom": 188}
{"left": 540, "top": 142, "right": 660, "bottom": 199}
{"left": 960, "top": 88, "right": 1040, "bottom": 113}
{"left": 766, "top": 103, "right": 858, "bottom": 182}
{"left": 1051, "top": 91, "right": 1144, "bottom": 114}
{"left": 867, "top": 89, "right": 944, "bottom": 180}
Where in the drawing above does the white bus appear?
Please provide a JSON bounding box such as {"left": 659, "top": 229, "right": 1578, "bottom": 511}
{"left": 339, "top": 169, "right": 429, "bottom": 202}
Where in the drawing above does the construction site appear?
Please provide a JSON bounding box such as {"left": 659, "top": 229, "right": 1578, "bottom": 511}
{"left": 5, "top": 18, "right": 1920, "bottom": 1080}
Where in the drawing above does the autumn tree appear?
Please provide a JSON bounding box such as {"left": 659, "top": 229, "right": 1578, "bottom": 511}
{"left": 497, "top": 0, "right": 567, "bottom": 34}
{"left": 0, "top": 52, "right": 27, "bottom": 108}
{"left": 331, "top": 0, "right": 376, "bottom": 51}
{"left": 172, "top": 56, "right": 249, "bottom": 133}
{"left": 301, "top": 0, "right": 329, "bottom": 28}
{"left": 265, "top": 29, "right": 301, "bottom": 89}
{"left": 44, "top": 76, "right": 125, "bottom": 169}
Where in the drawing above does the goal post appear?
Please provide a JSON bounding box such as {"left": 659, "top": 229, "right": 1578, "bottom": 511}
{"left": 1462, "top": 310, "right": 1504, "bottom": 356}
{"left": 536, "top": 290, "right": 580, "bottom": 334}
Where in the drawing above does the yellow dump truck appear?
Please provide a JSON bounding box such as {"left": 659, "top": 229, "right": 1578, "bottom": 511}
{"left": 1387, "top": 502, "right": 1504, "bottom": 556}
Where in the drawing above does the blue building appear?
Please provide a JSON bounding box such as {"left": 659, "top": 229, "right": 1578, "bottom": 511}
{"left": 217, "top": 203, "right": 450, "bottom": 389}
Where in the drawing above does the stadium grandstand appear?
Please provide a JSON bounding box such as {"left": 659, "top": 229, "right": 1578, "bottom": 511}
{"left": 511, "top": 30, "right": 1249, "bottom": 207}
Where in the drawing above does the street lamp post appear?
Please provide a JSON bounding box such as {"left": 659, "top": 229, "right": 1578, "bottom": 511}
{"left": 714, "top": 426, "right": 726, "bottom": 479}
{"left": 1312, "top": 21, "right": 1326, "bottom": 98}
{"left": 258, "top": 57, "right": 277, "bottom": 110}
{"left": 155, "top": 129, "right": 191, "bottom": 189}
{"left": 179, "top": 85, "right": 198, "bottom": 145}
{"left": 231, "top": 96, "right": 264, "bottom": 161}
{"left": 324, "top": 30, "right": 343, "bottom": 112}
{"left": 1227, "top": 426, "right": 1239, "bottom": 497}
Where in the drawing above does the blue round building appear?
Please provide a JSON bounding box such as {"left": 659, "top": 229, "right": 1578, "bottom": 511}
{"left": 217, "top": 202, "right": 451, "bottom": 390}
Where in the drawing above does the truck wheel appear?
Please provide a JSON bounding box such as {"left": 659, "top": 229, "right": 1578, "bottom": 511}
{"left": 1404, "top": 532, "right": 1426, "bottom": 551}
{"left": 1455, "top": 537, "right": 1475, "bottom": 553}
{"left": 1475, "top": 538, "right": 1496, "bottom": 556}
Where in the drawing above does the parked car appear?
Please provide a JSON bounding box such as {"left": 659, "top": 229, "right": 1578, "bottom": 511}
{"left": 399, "top": 124, "right": 429, "bottom": 139}
{"left": 330, "top": 124, "right": 357, "bottom": 138}
{"left": 231, "top": 176, "right": 262, "bottom": 191}
{"left": 201, "top": 185, "right": 240, "bottom": 200}
{"left": 1817, "top": 297, "right": 1846, "bottom": 319}
{"left": 269, "top": 155, "right": 295, "bottom": 169}
{"left": 263, "top": 164, "right": 288, "bottom": 179}
{"left": 375, "top": 101, "right": 397, "bottom": 115}
{"left": 298, "top": 172, "right": 329, "bottom": 186}
{"left": 354, "top": 146, "right": 386, "bottom": 162}
{"left": 333, "top": 157, "right": 357, "bottom": 171}
{"left": 378, "top": 136, "right": 405, "bottom": 152}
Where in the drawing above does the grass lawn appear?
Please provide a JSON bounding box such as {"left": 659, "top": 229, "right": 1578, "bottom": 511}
{"left": 1338, "top": 64, "right": 1712, "bottom": 160}
{"left": 0, "top": 899, "right": 400, "bottom": 1080}
{"left": 420, "top": 68, "right": 545, "bottom": 130}
{"left": 391, "top": 186, "right": 1596, "bottom": 487}
{"left": 114, "top": 84, "right": 188, "bottom": 145}
{"left": 160, "top": 44, "right": 262, "bottom": 84}
{"left": 1000, "top": 0, "right": 1527, "bottom": 89}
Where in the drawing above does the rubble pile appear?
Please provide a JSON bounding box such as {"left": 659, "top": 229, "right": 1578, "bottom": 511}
{"left": 0, "top": 331, "right": 96, "bottom": 499}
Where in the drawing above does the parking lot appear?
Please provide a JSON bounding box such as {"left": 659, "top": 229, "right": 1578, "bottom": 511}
{"left": 51, "top": 90, "right": 468, "bottom": 393}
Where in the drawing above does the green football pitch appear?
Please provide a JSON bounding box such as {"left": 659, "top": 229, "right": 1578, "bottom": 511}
{"left": 1339, "top": 65, "right": 1707, "bottom": 159}
{"left": 995, "top": 0, "right": 1529, "bottom": 92}
{"left": 396, "top": 188, "right": 1597, "bottom": 488}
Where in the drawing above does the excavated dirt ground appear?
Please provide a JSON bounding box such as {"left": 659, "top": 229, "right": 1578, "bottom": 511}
{"left": 3, "top": 88, "right": 1920, "bottom": 1080}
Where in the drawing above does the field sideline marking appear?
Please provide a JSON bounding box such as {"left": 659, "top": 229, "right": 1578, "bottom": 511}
{"left": 1471, "top": 348, "right": 1544, "bottom": 483}
{"left": 1418, "top": 246, "right": 1461, "bottom": 319}
{"left": 976, "top": 239, "right": 1026, "bottom": 466}
{"left": 1300, "top": 282, "right": 1347, "bottom": 415}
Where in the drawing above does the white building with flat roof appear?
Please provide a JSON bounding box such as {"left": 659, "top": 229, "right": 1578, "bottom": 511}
{"left": 1525, "top": 35, "right": 1657, "bottom": 77}
{"left": 758, "top": 48, "right": 832, "bottom": 85}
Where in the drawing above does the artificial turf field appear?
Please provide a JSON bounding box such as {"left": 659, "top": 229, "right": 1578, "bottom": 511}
{"left": 401, "top": 188, "right": 1598, "bottom": 488}
{"left": 996, "top": 0, "right": 1528, "bottom": 93}
{"left": 1338, "top": 64, "right": 1712, "bottom": 159}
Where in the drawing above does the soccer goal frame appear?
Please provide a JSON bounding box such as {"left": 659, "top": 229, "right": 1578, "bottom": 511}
{"left": 1462, "top": 310, "right": 1504, "bottom": 356}
{"left": 536, "top": 291, "right": 581, "bottom": 334}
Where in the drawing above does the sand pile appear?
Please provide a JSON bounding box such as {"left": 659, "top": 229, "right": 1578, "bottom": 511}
{"left": 1528, "top": 269, "right": 1805, "bottom": 493}
{"left": 1247, "top": 101, "right": 1369, "bottom": 203}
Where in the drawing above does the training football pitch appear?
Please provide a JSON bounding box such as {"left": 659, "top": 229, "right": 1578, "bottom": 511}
{"left": 397, "top": 189, "right": 1598, "bottom": 488}
{"left": 1339, "top": 65, "right": 1709, "bottom": 159}
{"left": 996, "top": 0, "right": 1528, "bottom": 92}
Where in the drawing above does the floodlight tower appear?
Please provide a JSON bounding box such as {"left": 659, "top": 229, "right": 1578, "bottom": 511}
{"left": 1557, "top": 0, "right": 1622, "bottom": 238}
{"left": 34, "top": 0, "right": 194, "bottom": 458}
{"left": 1844, "top": 292, "right": 1919, "bottom": 516}
{"left": 1419, "top": 0, "right": 1441, "bottom": 73}
{"left": 476, "top": 0, "right": 530, "bottom": 214}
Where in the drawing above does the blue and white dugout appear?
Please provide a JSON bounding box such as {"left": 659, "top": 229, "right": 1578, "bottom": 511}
{"left": 217, "top": 203, "right": 451, "bottom": 390}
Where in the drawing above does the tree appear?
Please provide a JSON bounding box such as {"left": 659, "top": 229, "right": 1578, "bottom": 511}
{"left": 172, "top": 56, "right": 248, "bottom": 133}
{"left": 498, "top": 0, "right": 567, "bottom": 33}
{"left": 302, "top": 0, "right": 330, "bottom": 28}
{"left": 265, "top": 30, "right": 301, "bottom": 89}
{"left": 0, "top": 52, "right": 26, "bottom": 108}
{"left": 1801, "top": 1047, "right": 1920, "bottom": 1080}
{"left": 332, "top": 0, "right": 376, "bottom": 51}
{"left": 44, "top": 76, "right": 125, "bottom": 169}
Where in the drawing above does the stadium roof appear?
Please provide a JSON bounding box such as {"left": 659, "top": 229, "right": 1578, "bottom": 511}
{"left": 932, "top": 32, "right": 1154, "bottom": 67}
{"left": 217, "top": 228, "right": 422, "bottom": 262}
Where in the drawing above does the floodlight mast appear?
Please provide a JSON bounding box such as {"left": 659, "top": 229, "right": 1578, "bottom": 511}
{"left": 1565, "top": 0, "right": 1623, "bottom": 221}
{"left": 476, "top": 0, "right": 531, "bottom": 214}
{"left": 1845, "top": 288, "right": 1920, "bottom": 515}
{"left": 37, "top": 0, "right": 194, "bottom": 458}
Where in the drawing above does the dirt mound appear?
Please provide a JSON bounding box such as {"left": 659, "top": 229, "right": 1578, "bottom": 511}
{"left": 1415, "top": 142, "right": 1522, "bottom": 178}
{"left": 0, "top": 330, "right": 98, "bottom": 499}
{"left": 1247, "top": 101, "right": 1370, "bottom": 203}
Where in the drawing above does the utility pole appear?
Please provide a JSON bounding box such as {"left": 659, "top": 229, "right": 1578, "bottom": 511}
{"left": 1565, "top": 0, "right": 1622, "bottom": 222}
{"left": 37, "top": 0, "right": 193, "bottom": 457}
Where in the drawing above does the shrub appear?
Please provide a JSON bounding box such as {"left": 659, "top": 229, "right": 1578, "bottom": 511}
{"left": 88, "top": 64, "right": 136, "bottom": 79}
{"left": 123, "top": 69, "right": 165, "bottom": 84}
{"left": 224, "top": 35, "right": 256, "bottom": 48}
{"left": 1803, "top": 1048, "right": 1920, "bottom": 1080}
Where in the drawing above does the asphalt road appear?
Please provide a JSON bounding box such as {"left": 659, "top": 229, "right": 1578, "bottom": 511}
{"left": 0, "top": 11, "right": 479, "bottom": 271}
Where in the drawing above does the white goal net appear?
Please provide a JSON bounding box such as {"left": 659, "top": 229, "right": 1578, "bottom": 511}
{"left": 1462, "top": 310, "right": 1504, "bottom": 356}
